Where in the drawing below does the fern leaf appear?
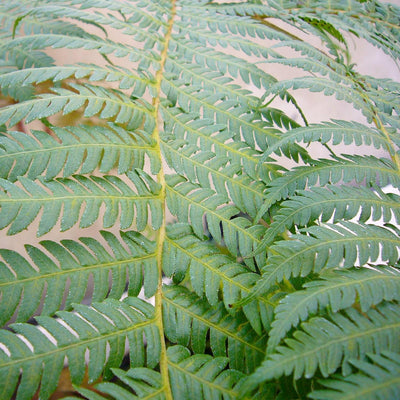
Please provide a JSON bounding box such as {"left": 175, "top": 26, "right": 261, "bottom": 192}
{"left": 0, "top": 171, "right": 162, "bottom": 235}
{"left": 12, "top": 3, "right": 166, "bottom": 50}
{"left": 0, "top": 64, "right": 157, "bottom": 99}
{"left": 76, "top": 346, "right": 265, "bottom": 400}
{"left": 160, "top": 105, "right": 283, "bottom": 182}
{"left": 268, "top": 266, "right": 400, "bottom": 352}
{"left": 309, "top": 351, "right": 400, "bottom": 400}
{"left": 1, "top": 33, "right": 157, "bottom": 68}
{"left": 163, "top": 224, "right": 273, "bottom": 334}
{"left": 261, "top": 120, "right": 395, "bottom": 162}
{"left": 163, "top": 286, "right": 267, "bottom": 374}
{"left": 0, "top": 83, "right": 154, "bottom": 129}
{"left": 74, "top": 368, "right": 164, "bottom": 400}
{"left": 166, "top": 176, "right": 266, "bottom": 270}
{"left": 0, "top": 34, "right": 55, "bottom": 69}
{"left": 0, "top": 124, "right": 159, "bottom": 182}
{"left": 0, "top": 297, "right": 158, "bottom": 400}
{"left": 259, "top": 185, "right": 400, "bottom": 247}
{"left": 243, "top": 302, "right": 400, "bottom": 392}
{"left": 251, "top": 222, "right": 400, "bottom": 298}
{"left": 255, "top": 155, "right": 399, "bottom": 220}
{"left": 0, "top": 230, "right": 156, "bottom": 325}
{"left": 162, "top": 139, "right": 267, "bottom": 217}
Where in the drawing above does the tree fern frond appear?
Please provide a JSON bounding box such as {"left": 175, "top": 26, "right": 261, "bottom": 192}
{"left": 160, "top": 105, "right": 284, "bottom": 182}
{"left": 162, "top": 139, "right": 267, "bottom": 217}
{"left": 0, "top": 297, "right": 158, "bottom": 400}
{"left": 167, "top": 345, "right": 258, "bottom": 400}
{"left": 11, "top": 4, "right": 166, "bottom": 50}
{"left": 259, "top": 185, "right": 400, "bottom": 247}
{"left": 76, "top": 346, "right": 265, "bottom": 400}
{"left": 165, "top": 175, "right": 266, "bottom": 270}
{"left": 223, "top": 0, "right": 400, "bottom": 60}
{"left": 0, "top": 33, "right": 158, "bottom": 69}
{"left": 243, "top": 302, "right": 400, "bottom": 393}
{"left": 268, "top": 266, "right": 400, "bottom": 352}
{"left": 309, "top": 351, "right": 400, "bottom": 400}
{"left": 0, "top": 64, "right": 157, "bottom": 99}
{"left": 0, "top": 171, "right": 162, "bottom": 235}
{"left": 0, "top": 38, "right": 54, "bottom": 69}
{"left": 263, "top": 76, "right": 376, "bottom": 122}
{"left": 0, "top": 124, "right": 159, "bottom": 181}
{"left": 163, "top": 224, "right": 272, "bottom": 334}
{"left": 165, "top": 58, "right": 261, "bottom": 108}
{"left": 167, "top": 39, "right": 277, "bottom": 95}
{"left": 255, "top": 155, "right": 399, "bottom": 220}
{"left": 290, "top": 1, "right": 400, "bottom": 60}
{"left": 251, "top": 221, "right": 400, "bottom": 298}
{"left": 163, "top": 285, "right": 267, "bottom": 374}
{"left": 0, "top": 83, "right": 155, "bottom": 129}
{"left": 74, "top": 367, "right": 164, "bottom": 400}
{"left": 261, "top": 120, "right": 395, "bottom": 162}
{"left": 0, "top": 230, "right": 157, "bottom": 325}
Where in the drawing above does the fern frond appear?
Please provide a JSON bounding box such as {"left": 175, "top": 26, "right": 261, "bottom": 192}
{"left": 261, "top": 120, "right": 395, "bottom": 162}
{"left": 243, "top": 302, "right": 400, "bottom": 392}
{"left": 163, "top": 224, "right": 272, "bottom": 334}
{"left": 264, "top": 76, "right": 376, "bottom": 121}
{"left": 0, "top": 297, "right": 158, "bottom": 400}
{"left": 74, "top": 367, "right": 164, "bottom": 400}
{"left": 268, "top": 266, "right": 400, "bottom": 352}
{"left": 75, "top": 346, "right": 261, "bottom": 400}
{"left": 163, "top": 286, "right": 267, "bottom": 374}
{"left": 10, "top": 4, "right": 166, "bottom": 50}
{"left": 255, "top": 155, "right": 399, "bottom": 220}
{"left": 309, "top": 351, "right": 400, "bottom": 400}
{"left": 0, "top": 230, "right": 156, "bottom": 325}
{"left": 222, "top": 0, "right": 400, "bottom": 59}
{"left": 0, "top": 83, "right": 154, "bottom": 129}
{"left": 167, "top": 345, "right": 256, "bottom": 400}
{"left": 0, "top": 171, "right": 162, "bottom": 235}
{"left": 259, "top": 185, "right": 400, "bottom": 247}
{"left": 251, "top": 222, "right": 400, "bottom": 298}
{"left": 166, "top": 175, "right": 266, "bottom": 270}
{"left": 0, "top": 37, "right": 54, "bottom": 69}
{"left": 162, "top": 139, "right": 266, "bottom": 217}
{"left": 0, "top": 124, "right": 159, "bottom": 182}
{"left": 169, "top": 39, "right": 275, "bottom": 92}
{"left": 160, "top": 105, "right": 284, "bottom": 182}
{"left": 0, "top": 32, "right": 158, "bottom": 68}
{"left": 288, "top": 1, "right": 400, "bottom": 60}
{"left": 0, "top": 64, "right": 157, "bottom": 99}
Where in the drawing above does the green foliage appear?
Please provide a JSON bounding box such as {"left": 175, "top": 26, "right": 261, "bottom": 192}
{"left": 0, "top": 0, "right": 399, "bottom": 399}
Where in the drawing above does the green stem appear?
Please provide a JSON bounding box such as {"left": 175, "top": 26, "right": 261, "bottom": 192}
{"left": 151, "top": 1, "right": 176, "bottom": 399}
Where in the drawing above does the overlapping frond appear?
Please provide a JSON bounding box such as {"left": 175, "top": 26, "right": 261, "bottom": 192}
{"left": 268, "top": 266, "right": 400, "bottom": 352}
{"left": 163, "top": 224, "right": 272, "bottom": 334}
{"left": 255, "top": 155, "right": 399, "bottom": 220}
{"left": 0, "top": 64, "right": 157, "bottom": 99}
{"left": 309, "top": 351, "right": 400, "bottom": 400}
{"left": 243, "top": 302, "right": 400, "bottom": 392}
{"left": 0, "top": 297, "right": 158, "bottom": 400}
{"left": 0, "top": 230, "right": 156, "bottom": 325}
{"left": 251, "top": 222, "right": 400, "bottom": 298}
{"left": 163, "top": 286, "right": 267, "bottom": 374}
{"left": 0, "top": 83, "right": 154, "bottom": 129}
{"left": 261, "top": 120, "right": 396, "bottom": 162}
{"left": 74, "top": 346, "right": 265, "bottom": 400}
{"left": 259, "top": 185, "right": 400, "bottom": 247}
{"left": 0, "top": 171, "right": 162, "bottom": 235}
{"left": 0, "top": 124, "right": 159, "bottom": 182}
{"left": 0, "top": 1, "right": 399, "bottom": 399}
{"left": 165, "top": 178, "right": 266, "bottom": 271}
